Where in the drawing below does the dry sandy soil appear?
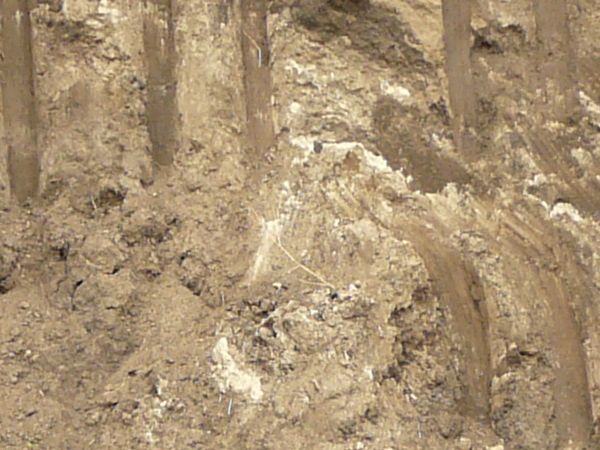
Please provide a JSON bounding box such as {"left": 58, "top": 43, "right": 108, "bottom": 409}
{"left": 1, "top": 0, "right": 600, "bottom": 449}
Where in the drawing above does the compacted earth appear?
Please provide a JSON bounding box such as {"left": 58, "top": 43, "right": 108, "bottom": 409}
{"left": 1, "top": 1, "right": 600, "bottom": 449}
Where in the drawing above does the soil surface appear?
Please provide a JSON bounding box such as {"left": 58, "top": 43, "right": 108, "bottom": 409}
{"left": 1, "top": 1, "right": 600, "bottom": 449}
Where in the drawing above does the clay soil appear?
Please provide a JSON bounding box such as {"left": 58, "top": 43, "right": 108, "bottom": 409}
{"left": 1, "top": 1, "right": 600, "bottom": 449}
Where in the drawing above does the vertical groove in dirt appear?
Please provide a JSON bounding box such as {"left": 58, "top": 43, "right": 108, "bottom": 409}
{"left": 143, "top": 0, "right": 178, "bottom": 169}
{"left": 502, "top": 216, "right": 593, "bottom": 447}
{"left": 240, "top": 0, "right": 275, "bottom": 158}
{"left": 441, "top": 0, "right": 478, "bottom": 159}
{"left": 407, "top": 228, "right": 491, "bottom": 419}
{"left": 1, "top": 0, "right": 41, "bottom": 202}
{"left": 532, "top": 0, "right": 577, "bottom": 121}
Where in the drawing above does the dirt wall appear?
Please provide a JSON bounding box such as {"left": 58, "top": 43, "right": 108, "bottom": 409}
{"left": 0, "top": 1, "right": 599, "bottom": 449}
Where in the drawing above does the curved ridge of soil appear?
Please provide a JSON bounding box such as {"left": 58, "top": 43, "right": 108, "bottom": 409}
{"left": 405, "top": 226, "right": 492, "bottom": 420}
{"left": 363, "top": 209, "right": 493, "bottom": 422}
{"left": 499, "top": 212, "right": 593, "bottom": 447}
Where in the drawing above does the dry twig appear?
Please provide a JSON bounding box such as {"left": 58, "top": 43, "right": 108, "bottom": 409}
{"left": 273, "top": 237, "right": 335, "bottom": 290}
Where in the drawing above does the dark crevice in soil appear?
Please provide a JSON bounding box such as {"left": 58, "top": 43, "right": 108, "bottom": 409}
{"left": 472, "top": 24, "right": 528, "bottom": 57}
{"left": 291, "top": 0, "right": 430, "bottom": 72}
{"left": 94, "top": 187, "right": 126, "bottom": 210}
{"left": 372, "top": 97, "right": 472, "bottom": 193}
{"left": 0, "top": 279, "right": 12, "bottom": 295}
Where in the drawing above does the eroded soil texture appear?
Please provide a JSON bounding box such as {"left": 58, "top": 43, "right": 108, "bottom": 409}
{"left": 1, "top": 1, "right": 600, "bottom": 449}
